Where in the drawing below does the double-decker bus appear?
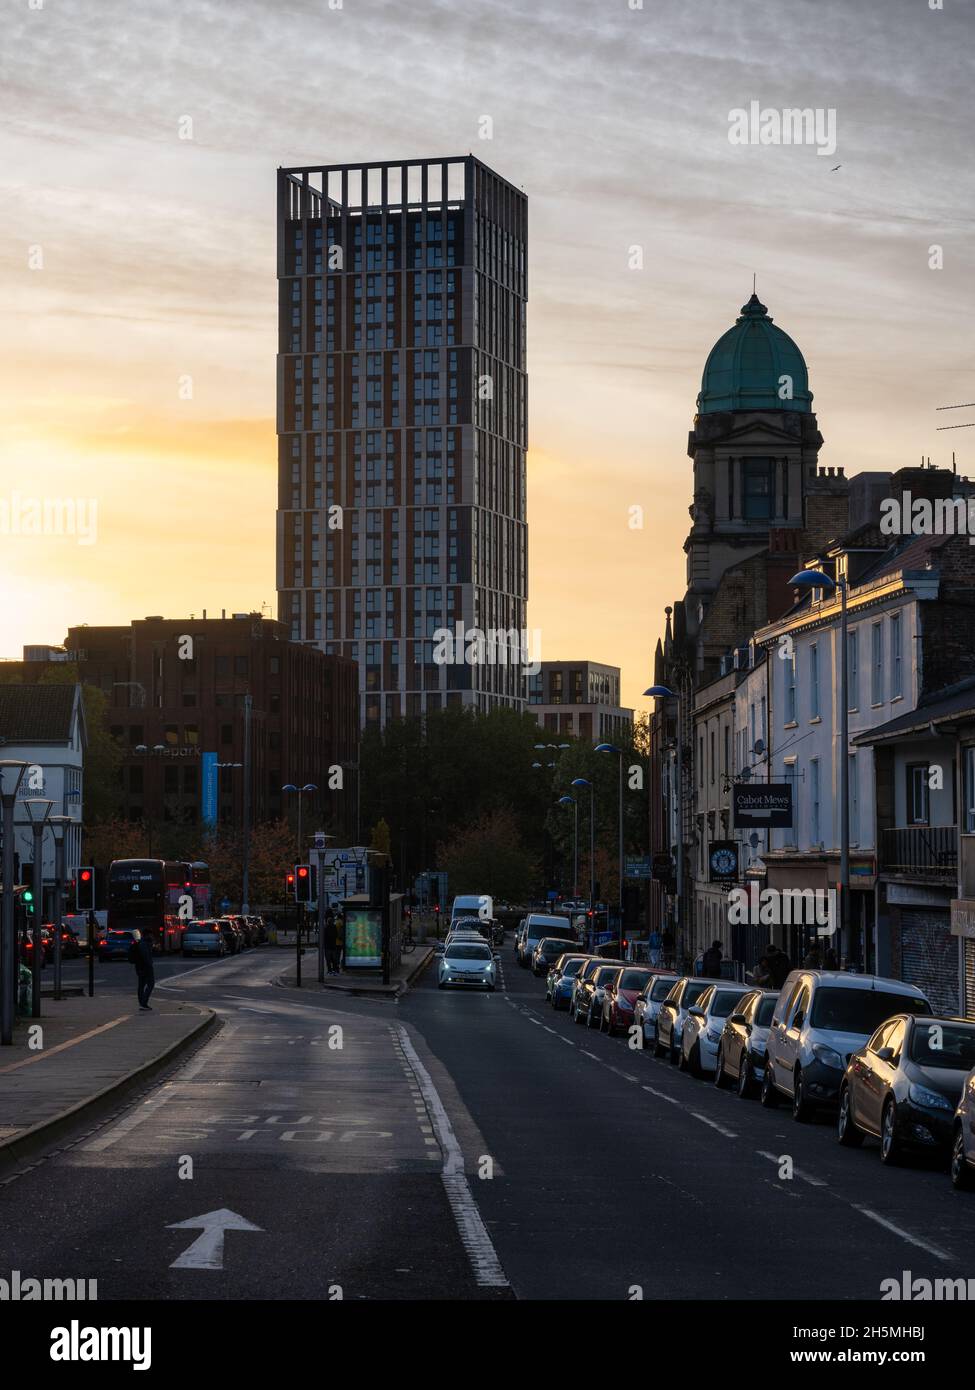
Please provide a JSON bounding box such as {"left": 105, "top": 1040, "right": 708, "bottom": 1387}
{"left": 189, "top": 861, "right": 212, "bottom": 918}
{"left": 107, "top": 859, "right": 180, "bottom": 954}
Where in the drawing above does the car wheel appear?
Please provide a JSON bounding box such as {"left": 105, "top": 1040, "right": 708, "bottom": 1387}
{"left": 677, "top": 1040, "right": 688, "bottom": 1071}
{"left": 760, "top": 1066, "right": 780, "bottom": 1108}
{"left": 688, "top": 1042, "right": 704, "bottom": 1079}
{"left": 713, "top": 1046, "right": 730, "bottom": 1089}
{"left": 437, "top": 982, "right": 445, "bottom": 990}
{"left": 792, "top": 1068, "right": 816, "bottom": 1123}
{"left": 653, "top": 1032, "right": 665, "bottom": 1059}
{"left": 669, "top": 1032, "right": 681, "bottom": 1066}
{"left": 737, "top": 1056, "right": 753, "bottom": 1099}
{"left": 951, "top": 1127, "right": 974, "bottom": 1190}
{"left": 586, "top": 1006, "right": 595, "bottom": 1029}
{"left": 838, "top": 1085, "right": 865, "bottom": 1147}
{"left": 880, "top": 1099, "right": 905, "bottom": 1166}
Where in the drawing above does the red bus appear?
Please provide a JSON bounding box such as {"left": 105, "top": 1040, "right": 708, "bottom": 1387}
{"left": 189, "top": 861, "right": 212, "bottom": 918}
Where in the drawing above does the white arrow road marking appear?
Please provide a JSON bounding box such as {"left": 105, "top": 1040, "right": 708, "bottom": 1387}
{"left": 167, "top": 1209, "right": 263, "bottom": 1270}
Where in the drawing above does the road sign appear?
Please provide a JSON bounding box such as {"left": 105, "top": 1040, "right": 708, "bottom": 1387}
{"left": 625, "top": 856, "right": 653, "bottom": 879}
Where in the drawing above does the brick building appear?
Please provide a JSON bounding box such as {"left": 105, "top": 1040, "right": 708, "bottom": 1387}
{"left": 13, "top": 614, "right": 359, "bottom": 840}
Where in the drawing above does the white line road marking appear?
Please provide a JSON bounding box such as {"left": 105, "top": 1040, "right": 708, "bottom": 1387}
{"left": 168, "top": 1208, "right": 263, "bottom": 1270}
{"left": 84, "top": 1089, "right": 175, "bottom": 1152}
{"left": 607, "top": 1067, "right": 639, "bottom": 1083}
{"left": 854, "top": 1206, "right": 953, "bottom": 1262}
{"left": 642, "top": 1086, "right": 680, "bottom": 1105}
{"left": 755, "top": 1149, "right": 827, "bottom": 1187}
{"left": 690, "top": 1112, "right": 737, "bottom": 1138}
{"left": 393, "top": 1025, "right": 508, "bottom": 1289}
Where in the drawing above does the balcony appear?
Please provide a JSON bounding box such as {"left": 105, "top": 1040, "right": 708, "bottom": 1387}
{"left": 879, "top": 825, "right": 958, "bottom": 880}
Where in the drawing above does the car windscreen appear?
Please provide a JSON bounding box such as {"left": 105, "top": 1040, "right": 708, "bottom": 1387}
{"left": 910, "top": 1021, "right": 975, "bottom": 1070}
{"left": 810, "top": 988, "right": 929, "bottom": 1034}
{"left": 559, "top": 958, "right": 586, "bottom": 977}
{"left": 651, "top": 978, "right": 676, "bottom": 1001}
{"left": 595, "top": 966, "right": 620, "bottom": 985}
{"left": 683, "top": 981, "right": 710, "bottom": 1008}
{"left": 754, "top": 997, "right": 777, "bottom": 1026}
{"left": 620, "top": 970, "right": 652, "bottom": 990}
{"left": 445, "top": 945, "right": 492, "bottom": 961}
{"left": 711, "top": 990, "right": 746, "bottom": 1018}
{"left": 537, "top": 938, "right": 570, "bottom": 954}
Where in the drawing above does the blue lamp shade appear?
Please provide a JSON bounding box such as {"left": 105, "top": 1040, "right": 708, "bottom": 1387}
{"left": 570, "top": 777, "right": 591, "bottom": 789}
{"left": 557, "top": 796, "right": 575, "bottom": 806}
{"left": 788, "top": 569, "right": 835, "bottom": 590}
{"left": 594, "top": 742, "right": 620, "bottom": 754}
{"left": 644, "top": 685, "right": 676, "bottom": 699}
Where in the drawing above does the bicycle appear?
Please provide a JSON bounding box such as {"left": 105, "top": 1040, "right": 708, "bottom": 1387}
{"left": 401, "top": 922, "right": 416, "bottom": 955}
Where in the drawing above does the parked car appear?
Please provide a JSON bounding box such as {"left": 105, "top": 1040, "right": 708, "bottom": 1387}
{"left": 532, "top": 936, "right": 578, "bottom": 977}
{"left": 601, "top": 967, "right": 658, "bottom": 1036}
{"left": 217, "top": 918, "right": 242, "bottom": 955}
{"left": 952, "top": 1060, "right": 975, "bottom": 1190}
{"left": 97, "top": 927, "right": 138, "bottom": 961}
{"left": 569, "top": 956, "right": 620, "bottom": 1017}
{"left": 654, "top": 976, "right": 725, "bottom": 1062}
{"left": 762, "top": 970, "right": 931, "bottom": 1121}
{"left": 837, "top": 1014, "right": 975, "bottom": 1165}
{"left": 714, "top": 989, "right": 778, "bottom": 1096}
{"left": 547, "top": 954, "right": 592, "bottom": 1010}
{"left": 571, "top": 963, "right": 624, "bottom": 1028}
{"left": 517, "top": 913, "right": 574, "bottom": 967}
{"left": 633, "top": 974, "right": 679, "bottom": 1047}
{"left": 680, "top": 981, "right": 754, "bottom": 1076}
{"left": 438, "top": 940, "right": 499, "bottom": 991}
{"left": 181, "top": 920, "right": 227, "bottom": 957}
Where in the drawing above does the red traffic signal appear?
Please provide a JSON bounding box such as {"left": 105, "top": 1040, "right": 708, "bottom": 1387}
{"left": 294, "top": 864, "right": 313, "bottom": 903}
{"left": 76, "top": 866, "right": 95, "bottom": 912}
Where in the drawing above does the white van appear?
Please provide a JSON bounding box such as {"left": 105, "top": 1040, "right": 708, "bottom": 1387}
{"left": 449, "top": 893, "right": 493, "bottom": 927}
{"left": 516, "top": 912, "right": 574, "bottom": 967}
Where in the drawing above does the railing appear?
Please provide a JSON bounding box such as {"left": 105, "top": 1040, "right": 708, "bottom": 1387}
{"left": 879, "top": 825, "right": 957, "bottom": 878}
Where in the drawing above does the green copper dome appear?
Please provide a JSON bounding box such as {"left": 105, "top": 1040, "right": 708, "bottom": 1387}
{"left": 697, "top": 294, "right": 812, "bottom": 414}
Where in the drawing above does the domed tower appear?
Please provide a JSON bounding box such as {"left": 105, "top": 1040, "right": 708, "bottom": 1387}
{"left": 683, "top": 292, "right": 826, "bottom": 679}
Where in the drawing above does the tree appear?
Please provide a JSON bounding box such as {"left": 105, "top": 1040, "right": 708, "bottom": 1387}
{"left": 437, "top": 808, "right": 539, "bottom": 902}
{"left": 370, "top": 816, "right": 391, "bottom": 857}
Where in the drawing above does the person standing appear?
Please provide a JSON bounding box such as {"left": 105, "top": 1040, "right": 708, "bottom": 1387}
{"left": 127, "top": 929, "right": 155, "bottom": 1010}
{"left": 702, "top": 939, "right": 723, "bottom": 978}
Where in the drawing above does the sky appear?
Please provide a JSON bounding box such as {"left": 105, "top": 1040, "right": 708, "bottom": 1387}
{"left": 1, "top": 0, "right": 972, "bottom": 710}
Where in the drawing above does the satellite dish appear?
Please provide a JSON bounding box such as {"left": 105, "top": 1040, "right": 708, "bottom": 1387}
{"left": 749, "top": 833, "right": 760, "bottom": 848}
{"left": 753, "top": 738, "right": 765, "bottom": 755}
{"left": 740, "top": 767, "right": 752, "bottom": 782}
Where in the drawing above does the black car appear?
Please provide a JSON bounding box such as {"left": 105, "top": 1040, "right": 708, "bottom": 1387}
{"left": 532, "top": 937, "right": 578, "bottom": 977}
{"left": 838, "top": 1013, "right": 975, "bottom": 1165}
{"left": 217, "top": 919, "right": 241, "bottom": 955}
{"left": 571, "top": 963, "right": 624, "bottom": 1028}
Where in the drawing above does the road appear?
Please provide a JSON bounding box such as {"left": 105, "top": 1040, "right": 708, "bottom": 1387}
{"left": 4, "top": 939, "right": 975, "bottom": 1301}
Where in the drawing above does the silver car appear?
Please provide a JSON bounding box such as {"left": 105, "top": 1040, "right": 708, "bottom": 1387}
{"left": 633, "top": 974, "right": 679, "bottom": 1047}
{"left": 181, "top": 919, "right": 227, "bottom": 957}
{"left": 714, "top": 989, "right": 778, "bottom": 1096}
{"left": 761, "top": 970, "right": 931, "bottom": 1122}
{"left": 438, "top": 940, "right": 499, "bottom": 991}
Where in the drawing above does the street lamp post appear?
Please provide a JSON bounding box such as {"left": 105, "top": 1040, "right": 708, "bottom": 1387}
{"left": 595, "top": 743, "right": 625, "bottom": 937}
{"left": 241, "top": 693, "right": 252, "bottom": 915}
{"left": 0, "top": 761, "right": 28, "bottom": 1045}
{"left": 48, "top": 815, "right": 73, "bottom": 1002}
{"left": 645, "top": 685, "right": 684, "bottom": 967}
{"left": 789, "top": 569, "right": 849, "bottom": 962}
{"left": 557, "top": 795, "right": 579, "bottom": 900}
{"left": 571, "top": 778, "right": 596, "bottom": 948}
{"left": 281, "top": 783, "right": 319, "bottom": 860}
{"left": 23, "top": 798, "right": 53, "bottom": 1019}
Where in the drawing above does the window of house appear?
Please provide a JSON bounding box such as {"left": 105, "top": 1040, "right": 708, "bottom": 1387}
{"left": 743, "top": 458, "right": 774, "bottom": 520}
{"left": 890, "top": 612, "right": 903, "bottom": 699}
{"left": 907, "top": 763, "right": 930, "bottom": 826}
{"left": 809, "top": 643, "right": 820, "bottom": 719}
{"left": 847, "top": 631, "right": 859, "bottom": 711}
{"left": 871, "top": 622, "right": 884, "bottom": 705}
{"left": 810, "top": 758, "right": 821, "bottom": 844}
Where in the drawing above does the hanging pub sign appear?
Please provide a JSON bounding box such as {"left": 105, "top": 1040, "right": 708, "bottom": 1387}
{"left": 732, "top": 783, "right": 793, "bottom": 829}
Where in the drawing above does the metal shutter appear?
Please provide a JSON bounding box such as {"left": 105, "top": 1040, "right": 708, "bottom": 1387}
{"left": 900, "top": 909, "right": 958, "bottom": 1016}
{"left": 964, "top": 939, "right": 975, "bottom": 1022}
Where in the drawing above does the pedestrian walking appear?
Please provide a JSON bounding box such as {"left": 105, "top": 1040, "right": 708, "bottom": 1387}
{"left": 648, "top": 928, "right": 662, "bottom": 967}
{"left": 127, "top": 929, "right": 155, "bottom": 1010}
{"left": 823, "top": 945, "right": 839, "bottom": 970}
{"left": 750, "top": 954, "right": 773, "bottom": 986}
{"left": 802, "top": 942, "right": 823, "bottom": 968}
{"left": 702, "top": 939, "right": 723, "bottom": 978}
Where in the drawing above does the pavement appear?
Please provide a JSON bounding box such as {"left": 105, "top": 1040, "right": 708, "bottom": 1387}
{"left": 0, "top": 987, "right": 216, "bottom": 1162}
{"left": 3, "top": 939, "right": 975, "bottom": 1302}
{"left": 275, "top": 945, "right": 435, "bottom": 996}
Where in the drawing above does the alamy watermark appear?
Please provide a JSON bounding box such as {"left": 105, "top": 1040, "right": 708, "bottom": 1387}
{"left": 727, "top": 884, "right": 837, "bottom": 937}
{"left": 728, "top": 101, "right": 837, "bottom": 158}
{"left": 0, "top": 493, "right": 98, "bottom": 546}
{"left": 432, "top": 623, "right": 542, "bottom": 675}
{"left": 880, "top": 490, "right": 975, "bottom": 545}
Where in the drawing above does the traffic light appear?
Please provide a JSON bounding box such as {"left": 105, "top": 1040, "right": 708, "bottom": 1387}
{"left": 76, "top": 866, "right": 95, "bottom": 912}
{"left": 294, "top": 864, "right": 312, "bottom": 904}
{"left": 22, "top": 887, "right": 34, "bottom": 918}
{"left": 286, "top": 871, "right": 296, "bottom": 896}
